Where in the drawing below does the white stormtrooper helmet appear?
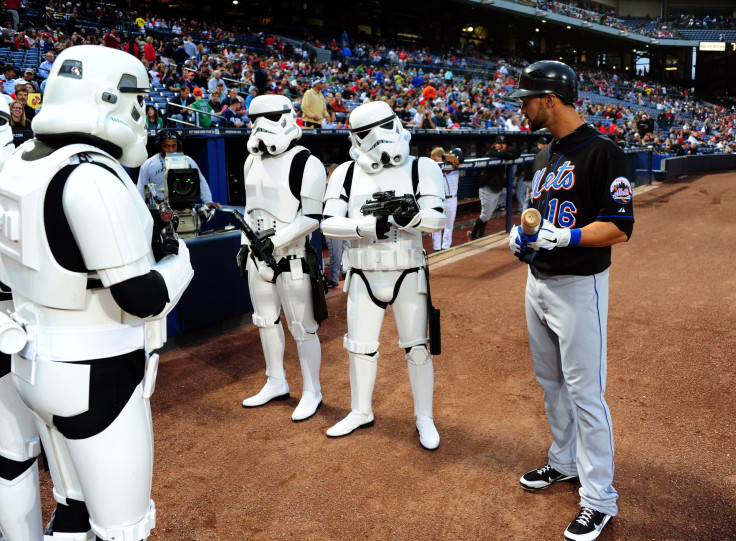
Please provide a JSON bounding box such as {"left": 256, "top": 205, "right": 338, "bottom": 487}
{"left": 0, "top": 99, "right": 14, "bottom": 169}
{"left": 347, "top": 100, "right": 410, "bottom": 174}
{"left": 32, "top": 45, "right": 150, "bottom": 167}
{"left": 247, "top": 95, "right": 301, "bottom": 156}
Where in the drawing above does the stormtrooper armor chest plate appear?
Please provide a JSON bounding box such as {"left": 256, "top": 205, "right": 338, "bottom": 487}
{"left": 0, "top": 141, "right": 153, "bottom": 312}
{"left": 244, "top": 147, "right": 303, "bottom": 233}
{"left": 347, "top": 161, "right": 424, "bottom": 271}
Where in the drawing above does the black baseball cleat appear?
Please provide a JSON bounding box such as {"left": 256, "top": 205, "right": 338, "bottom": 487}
{"left": 520, "top": 464, "right": 578, "bottom": 490}
{"left": 564, "top": 507, "right": 612, "bottom": 541}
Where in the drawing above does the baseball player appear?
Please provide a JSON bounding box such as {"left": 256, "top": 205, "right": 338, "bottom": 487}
{"left": 508, "top": 60, "right": 634, "bottom": 541}
{"left": 431, "top": 147, "right": 463, "bottom": 252}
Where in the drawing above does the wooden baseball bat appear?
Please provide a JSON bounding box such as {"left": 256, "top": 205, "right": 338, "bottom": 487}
{"left": 521, "top": 208, "right": 542, "bottom": 235}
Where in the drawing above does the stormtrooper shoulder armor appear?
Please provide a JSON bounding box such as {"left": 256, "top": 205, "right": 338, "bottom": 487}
{"left": 322, "top": 161, "right": 352, "bottom": 218}
{"left": 64, "top": 163, "right": 152, "bottom": 287}
{"left": 300, "top": 154, "right": 327, "bottom": 217}
{"left": 416, "top": 157, "right": 444, "bottom": 209}
{"left": 0, "top": 141, "right": 153, "bottom": 309}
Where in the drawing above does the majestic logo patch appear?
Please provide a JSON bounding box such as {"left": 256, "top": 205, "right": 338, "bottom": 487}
{"left": 610, "top": 177, "right": 632, "bottom": 204}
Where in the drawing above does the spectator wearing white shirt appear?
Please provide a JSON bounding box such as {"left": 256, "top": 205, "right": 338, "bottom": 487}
{"left": 207, "top": 70, "right": 227, "bottom": 93}
{"left": 37, "top": 51, "right": 55, "bottom": 79}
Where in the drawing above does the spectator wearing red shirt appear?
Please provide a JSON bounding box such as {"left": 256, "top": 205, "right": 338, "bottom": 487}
{"left": 422, "top": 83, "right": 437, "bottom": 102}
{"left": 103, "top": 28, "right": 122, "bottom": 49}
{"left": 144, "top": 36, "right": 157, "bottom": 64}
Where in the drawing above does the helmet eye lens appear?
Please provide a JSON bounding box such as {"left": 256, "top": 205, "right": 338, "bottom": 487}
{"left": 58, "top": 59, "right": 83, "bottom": 79}
{"left": 379, "top": 120, "right": 393, "bottom": 130}
{"left": 263, "top": 113, "right": 282, "bottom": 122}
{"left": 354, "top": 129, "right": 370, "bottom": 141}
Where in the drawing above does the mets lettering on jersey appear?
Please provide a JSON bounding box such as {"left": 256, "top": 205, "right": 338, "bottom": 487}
{"left": 530, "top": 161, "right": 575, "bottom": 199}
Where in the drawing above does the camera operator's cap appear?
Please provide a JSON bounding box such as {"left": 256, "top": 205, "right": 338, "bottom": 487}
{"left": 537, "top": 135, "right": 551, "bottom": 144}
{"left": 493, "top": 135, "right": 508, "bottom": 144}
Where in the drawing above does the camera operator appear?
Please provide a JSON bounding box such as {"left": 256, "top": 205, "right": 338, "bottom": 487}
{"left": 136, "top": 129, "right": 222, "bottom": 209}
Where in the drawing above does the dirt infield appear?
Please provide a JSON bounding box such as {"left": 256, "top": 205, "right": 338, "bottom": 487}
{"left": 39, "top": 171, "right": 736, "bottom": 540}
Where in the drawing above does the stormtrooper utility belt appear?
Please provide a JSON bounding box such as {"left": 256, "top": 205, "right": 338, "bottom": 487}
{"left": 13, "top": 322, "right": 147, "bottom": 362}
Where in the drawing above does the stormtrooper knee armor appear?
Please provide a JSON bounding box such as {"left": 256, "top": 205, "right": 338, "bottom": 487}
{"left": 0, "top": 366, "right": 43, "bottom": 541}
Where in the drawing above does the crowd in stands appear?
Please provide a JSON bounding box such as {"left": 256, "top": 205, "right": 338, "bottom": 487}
{"left": 0, "top": 0, "right": 735, "bottom": 157}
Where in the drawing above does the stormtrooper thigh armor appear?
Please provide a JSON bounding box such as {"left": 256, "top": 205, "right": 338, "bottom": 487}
{"left": 11, "top": 350, "right": 156, "bottom": 541}
{"left": 0, "top": 369, "right": 43, "bottom": 541}
{"left": 327, "top": 269, "right": 439, "bottom": 449}
{"left": 242, "top": 250, "right": 322, "bottom": 421}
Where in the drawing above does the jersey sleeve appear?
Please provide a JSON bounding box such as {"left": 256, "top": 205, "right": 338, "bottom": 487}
{"left": 594, "top": 143, "right": 635, "bottom": 227}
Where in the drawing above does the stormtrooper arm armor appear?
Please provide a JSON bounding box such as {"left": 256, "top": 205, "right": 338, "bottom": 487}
{"left": 401, "top": 157, "right": 446, "bottom": 233}
{"left": 65, "top": 164, "right": 193, "bottom": 318}
{"left": 270, "top": 215, "right": 319, "bottom": 249}
{"left": 270, "top": 155, "right": 326, "bottom": 249}
{"left": 321, "top": 162, "right": 363, "bottom": 240}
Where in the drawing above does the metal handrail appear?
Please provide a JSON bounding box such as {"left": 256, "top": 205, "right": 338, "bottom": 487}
{"left": 167, "top": 101, "right": 248, "bottom": 127}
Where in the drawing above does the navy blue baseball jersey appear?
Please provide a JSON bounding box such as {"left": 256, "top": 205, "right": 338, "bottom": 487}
{"left": 528, "top": 123, "right": 634, "bottom": 275}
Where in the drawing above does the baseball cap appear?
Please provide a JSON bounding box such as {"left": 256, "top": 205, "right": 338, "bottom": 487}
{"left": 312, "top": 78, "right": 325, "bottom": 86}
{"left": 229, "top": 97, "right": 240, "bottom": 105}
{"left": 493, "top": 135, "right": 508, "bottom": 144}
{"left": 537, "top": 135, "right": 551, "bottom": 144}
{"left": 192, "top": 87, "right": 203, "bottom": 97}
{"left": 24, "top": 68, "right": 34, "bottom": 75}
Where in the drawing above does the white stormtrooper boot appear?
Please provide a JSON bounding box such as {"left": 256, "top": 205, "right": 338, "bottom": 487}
{"left": 407, "top": 346, "right": 440, "bottom": 450}
{"left": 291, "top": 334, "right": 322, "bottom": 422}
{"left": 242, "top": 324, "right": 290, "bottom": 407}
{"left": 0, "top": 460, "right": 43, "bottom": 541}
{"left": 326, "top": 352, "right": 377, "bottom": 437}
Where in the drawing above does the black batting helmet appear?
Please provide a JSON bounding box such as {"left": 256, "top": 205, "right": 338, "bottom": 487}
{"left": 510, "top": 60, "right": 577, "bottom": 105}
{"left": 448, "top": 148, "right": 464, "bottom": 163}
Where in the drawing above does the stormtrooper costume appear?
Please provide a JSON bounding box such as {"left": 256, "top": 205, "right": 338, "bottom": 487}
{"left": 0, "top": 46, "right": 193, "bottom": 541}
{"left": 0, "top": 98, "right": 44, "bottom": 541}
{"left": 321, "top": 101, "right": 446, "bottom": 450}
{"left": 239, "top": 95, "right": 327, "bottom": 422}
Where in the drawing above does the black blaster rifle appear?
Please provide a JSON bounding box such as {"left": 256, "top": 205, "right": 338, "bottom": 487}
{"left": 360, "top": 190, "right": 419, "bottom": 220}
{"left": 144, "top": 183, "right": 180, "bottom": 262}
{"left": 223, "top": 208, "right": 278, "bottom": 273}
